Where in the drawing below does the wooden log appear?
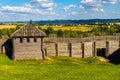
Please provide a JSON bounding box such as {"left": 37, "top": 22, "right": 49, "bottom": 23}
{"left": 12, "top": 38, "right": 15, "bottom": 60}
{"left": 41, "top": 38, "right": 45, "bottom": 59}
{"left": 106, "top": 41, "right": 109, "bottom": 57}
{"left": 55, "top": 43, "right": 58, "bottom": 56}
{"left": 92, "top": 41, "right": 96, "bottom": 57}
{"left": 81, "top": 42, "right": 84, "bottom": 58}
{"left": 119, "top": 36, "right": 120, "bottom": 48}
{"left": 1, "top": 45, "right": 3, "bottom": 53}
{"left": 44, "top": 48, "right": 47, "bottom": 57}
{"left": 68, "top": 43, "right": 72, "bottom": 57}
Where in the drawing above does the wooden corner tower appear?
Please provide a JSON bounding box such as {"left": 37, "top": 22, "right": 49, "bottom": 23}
{"left": 11, "top": 23, "right": 46, "bottom": 60}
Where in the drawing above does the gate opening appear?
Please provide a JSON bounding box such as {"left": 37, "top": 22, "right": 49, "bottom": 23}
{"left": 97, "top": 48, "right": 106, "bottom": 57}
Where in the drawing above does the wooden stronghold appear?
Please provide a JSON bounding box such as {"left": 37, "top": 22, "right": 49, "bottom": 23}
{"left": 11, "top": 23, "right": 46, "bottom": 60}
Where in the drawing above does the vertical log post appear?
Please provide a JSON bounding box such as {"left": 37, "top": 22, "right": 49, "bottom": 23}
{"left": 55, "top": 43, "right": 58, "bottom": 56}
{"left": 12, "top": 38, "right": 15, "bottom": 60}
{"left": 81, "top": 42, "right": 85, "bottom": 58}
{"left": 1, "top": 45, "right": 3, "bottom": 53}
{"left": 41, "top": 38, "right": 45, "bottom": 59}
{"left": 106, "top": 41, "right": 109, "bottom": 57}
{"left": 119, "top": 36, "right": 120, "bottom": 48}
{"left": 92, "top": 41, "right": 96, "bottom": 57}
{"left": 44, "top": 48, "right": 47, "bottom": 57}
{"left": 68, "top": 43, "right": 72, "bottom": 57}
{"left": 1, "top": 36, "right": 5, "bottom": 54}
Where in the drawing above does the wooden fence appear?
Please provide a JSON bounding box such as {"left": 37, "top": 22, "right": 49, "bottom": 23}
{"left": 0, "top": 35, "right": 120, "bottom": 58}
{"left": 44, "top": 35, "right": 120, "bottom": 58}
{"left": 44, "top": 35, "right": 120, "bottom": 43}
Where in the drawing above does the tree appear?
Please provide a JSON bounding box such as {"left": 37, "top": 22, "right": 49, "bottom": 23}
{"left": 44, "top": 27, "right": 54, "bottom": 36}
{"left": 29, "top": 20, "right": 33, "bottom": 24}
{"left": 16, "top": 25, "right": 21, "bottom": 30}
{"left": 57, "top": 29, "right": 63, "bottom": 37}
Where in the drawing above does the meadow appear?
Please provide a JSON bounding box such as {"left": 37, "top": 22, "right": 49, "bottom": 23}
{"left": 38, "top": 25, "right": 93, "bottom": 32}
{"left": 0, "top": 24, "right": 92, "bottom": 32}
{"left": 0, "top": 54, "right": 120, "bottom": 80}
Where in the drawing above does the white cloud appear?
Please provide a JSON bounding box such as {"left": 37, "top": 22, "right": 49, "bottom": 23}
{"left": 71, "top": 12, "right": 78, "bottom": 16}
{"left": 24, "top": 3, "right": 33, "bottom": 8}
{"left": 40, "top": 2, "right": 55, "bottom": 8}
{"left": 81, "top": 0, "right": 117, "bottom": 4}
{"left": 92, "top": 8, "right": 104, "bottom": 12}
{"left": 1, "top": 0, "right": 57, "bottom": 16}
{"left": 112, "top": 11, "right": 120, "bottom": 14}
{"left": 2, "top": 5, "right": 32, "bottom": 13}
{"left": 47, "top": 7, "right": 53, "bottom": 11}
{"left": 49, "top": 11, "right": 57, "bottom": 15}
{"left": 0, "top": 11, "right": 9, "bottom": 20}
{"left": 79, "top": 5, "right": 84, "bottom": 9}
{"left": 81, "top": 0, "right": 94, "bottom": 3}
{"left": 100, "top": 9, "right": 104, "bottom": 12}
{"left": 64, "top": 4, "right": 77, "bottom": 11}
{"left": 32, "top": 9, "right": 51, "bottom": 15}
{"left": 0, "top": 12, "right": 3, "bottom": 15}
{"left": 92, "top": 8, "right": 99, "bottom": 12}
{"left": 32, "top": 0, "right": 56, "bottom": 8}
{"left": 101, "top": 0, "right": 117, "bottom": 4}
{"left": 80, "top": 0, "right": 118, "bottom": 12}
{"left": 1, "top": 5, "right": 56, "bottom": 15}
{"left": 9, "top": 13, "right": 27, "bottom": 17}
{"left": 30, "top": 0, "right": 57, "bottom": 13}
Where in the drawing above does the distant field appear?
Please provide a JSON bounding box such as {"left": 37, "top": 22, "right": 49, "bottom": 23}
{"left": 0, "top": 54, "right": 120, "bottom": 80}
{"left": 115, "top": 22, "right": 120, "bottom": 25}
{"left": 0, "top": 25, "right": 93, "bottom": 32}
{"left": 0, "top": 25, "right": 16, "bottom": 29}
{"left": 38, "top": 25, "right": 93, "bottom": 32}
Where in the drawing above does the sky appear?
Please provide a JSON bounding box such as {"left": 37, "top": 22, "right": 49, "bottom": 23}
{"left": 0, "top": 0, "right": 120, "bottom": 22}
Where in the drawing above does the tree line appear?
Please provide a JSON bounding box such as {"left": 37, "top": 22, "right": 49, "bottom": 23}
{"left": 38, "top": 24, "right": 120, "bottom": 38}
{"left": 0, "top": 24, "right": 120, "bottom": 38}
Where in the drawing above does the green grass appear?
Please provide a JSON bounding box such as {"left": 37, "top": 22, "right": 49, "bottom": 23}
{"left": 0, "top": 54, "right": 120, "bottom": 80}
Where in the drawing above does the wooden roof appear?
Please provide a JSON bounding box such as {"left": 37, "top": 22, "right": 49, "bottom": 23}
{"left": 11, "top": 24, "right": 46, "bottom": 38}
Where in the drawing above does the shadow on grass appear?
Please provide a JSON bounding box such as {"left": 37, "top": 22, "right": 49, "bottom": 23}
{"left": 108, "top": 48, "right": 120, "bottom": 65}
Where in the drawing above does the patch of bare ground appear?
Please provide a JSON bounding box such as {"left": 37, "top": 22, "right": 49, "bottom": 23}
{"left": 98, "top": 57, "right": 109, "bottom": 62}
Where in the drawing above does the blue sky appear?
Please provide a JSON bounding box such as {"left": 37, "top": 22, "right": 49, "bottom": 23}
{"left": 0, "top": 0, "right": 120, "bottom": 22}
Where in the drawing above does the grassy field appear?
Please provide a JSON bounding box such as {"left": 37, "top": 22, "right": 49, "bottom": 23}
{"left": 0, "top": 24, "right": 92, "bottom": 32}
{"left": 38, "top": 25, "right": 92, "bottom": 32}
{"left": 0, "top": 54, "right": 120, "bottom": 80}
